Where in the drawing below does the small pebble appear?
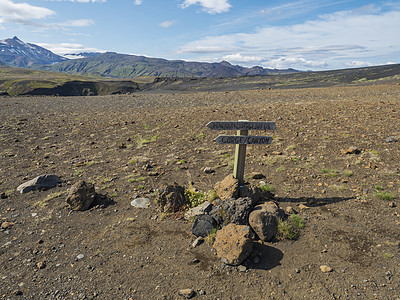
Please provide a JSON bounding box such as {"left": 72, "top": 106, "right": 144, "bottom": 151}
{"left": 130, "top": 198, "right": 150, "bottom": 209}
{"left": 238, "top": 265, "right": 247, "bottom": 272}
{"left": 386, "top": 136, "right": 397, "bottom": 143}
{"left": 298, "top": 204, "right": 309, "bottom": 210}
{"left": 77, "top": 254, "right": 85, "bottom": 260}
{"left": 320, "top": 265, "right": 333, "bottom": 273}
{"left": 203, "top": 167, "right": 215, "bottom": 174}
{"left": 37, "top": 261, "right": 46, "bottom": 270}
{"left": 179, "top": 289, "right": 195, "bottom": 299}
{"left": 192, "top": 237, "right": 204, "bottom": 248}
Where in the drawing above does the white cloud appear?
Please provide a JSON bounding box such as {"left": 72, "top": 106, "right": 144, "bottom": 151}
{"left": 265, "top": 57, "right": 328, "bottom": 69}
{"left": 37, "top": 42, "right": 104, "bottom": 56}
{"left": 180, "top": 0, "right": 231, "bottom": 14}
{"left": 46, "top": 0, "right": 106, "bottom": 2}
{"left": 345, "top": 61, "right": 376, "bottom": 68}
{"left": 222, "top": 53, "right": 264, "bottom": 63}
{"left": 134, "top": 0, "right": 143, "bottom": 5}
{"left": 159, "top": 20, "right": 175, "bottom": 28}
{"left": 177, "top": 45, "right": 231, "bottom": 53}
{"left": 178, "top": 7, "right": 400, "bottom": 69}
{"left": 0, "top": 0, "right": 55, "bottom": 24}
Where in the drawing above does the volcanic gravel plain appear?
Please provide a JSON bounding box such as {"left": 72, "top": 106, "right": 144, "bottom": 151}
{"left": 0, "top": 83, "right": 399, "bottom": 299}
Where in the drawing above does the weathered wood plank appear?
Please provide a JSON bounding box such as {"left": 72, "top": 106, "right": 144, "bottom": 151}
{"left": 206, "top": 121, "right": 275, "bottom": 131}
{"left": 214, "top": 135, "right": 272, "bottom": 144}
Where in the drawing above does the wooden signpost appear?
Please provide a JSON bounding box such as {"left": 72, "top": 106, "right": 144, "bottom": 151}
{"left": 207, "top": 120, "right": 275, "bottom": 185}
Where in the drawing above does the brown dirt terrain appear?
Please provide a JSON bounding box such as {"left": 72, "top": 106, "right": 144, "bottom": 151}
{"left": 0, "top": 83, "right": 399, "bottom": 299}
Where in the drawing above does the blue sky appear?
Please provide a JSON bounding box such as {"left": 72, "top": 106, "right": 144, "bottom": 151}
{"left": 0, "top": 0, "right": 399, "bottom": 70}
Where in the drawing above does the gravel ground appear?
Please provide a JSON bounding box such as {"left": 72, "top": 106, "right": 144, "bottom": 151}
{"left": 0, "top": 83, "right": 399, "bottom": 299}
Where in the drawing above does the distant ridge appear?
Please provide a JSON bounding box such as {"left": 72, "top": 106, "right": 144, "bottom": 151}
{"left": 0, "top": 36, "right": 298, "bottom": 78}
{"left": 42, "top": 52, "right": 298, "bottom": 78}
{"left": 0, "top": 36, "right": 66, "bottom": 67}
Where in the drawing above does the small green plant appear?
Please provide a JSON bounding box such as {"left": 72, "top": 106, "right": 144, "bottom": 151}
{"left": 35, "top": 191, "right": 65, "bottom": 207}
{"left": 109, "top": 192, "right": 118, "bottom": 198}
{"left": 322, "top": 168, "right": 338, "bottom": 177}
{"left": 128, "top": 178, "right": 136, "bottom": 183}
{"left": 185, "top": 177, "right": 207, "bottom": 208}
{"left": 143, "top": 124, "right": 151, "bottom": 130}
{"left": 136, "top": 136, "right": 151, "bottom": 148}
{"left": 177, "top": 159, "right": 187, "bottom": 164}
{"left": 383, "top": 252, "right": 394, "bottom": 259}
{"left": 73, "top": 169, "right": 84, "bottom": 176}
{"left": 374, "top": 191, "right": 396, "bottom": 201}
{"left": 276, "top": 214, "right": 304, "bottom": 240}
{"left": 128, "top": 158, "right": 138, "bottom": 165}
{"left": 343, "top": 170, "right": 353, "bottom": 177}
{"left": 291, "top": 214, "right": 304, "bottom": 229}
{"left": 276, "top": 166, "right": 286, "bottom": 172}
{"left": 207, "top": 189, "right": 218, "bottom": 202}
{"left": 205, "top": 228, "right": 218, "bottom": 245}
{"left": 137, "top": 185, "right": 144, "bottom": 189}
{"left": 137, "top": 176, "right": 146, "bottom": 181}
{"left": 150, "top": 134, "right": 159, "bottom": 142}
{"left": 374, "top": 185, "right": 383, "bottom": 191}
{"left": 259, "top": 183, "right": 274, "bottom": 192}
{"left": 196, "top": 133, "right": 206, "bottom": 139}
{"left": 330, "top": 185, "right": 347, "bottom": 191}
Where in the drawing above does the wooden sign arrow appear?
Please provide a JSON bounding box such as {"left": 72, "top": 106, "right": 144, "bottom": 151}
{"left": 215, "top": 135, "right": 272, "bottom": 145}
{"left": 206, "top": 121, "right": 275, "bottom": 131}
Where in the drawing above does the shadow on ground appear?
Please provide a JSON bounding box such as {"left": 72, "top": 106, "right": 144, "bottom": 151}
{"left": 275, "top": 196, "right": 354, "bottom": 207}
{"left": 248, "top": 243, "right": 284, "bottom": 271}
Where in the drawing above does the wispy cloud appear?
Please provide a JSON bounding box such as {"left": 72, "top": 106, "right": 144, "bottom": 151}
{"left": 45, "top": 0, "right": 106, "bottom": 2}
{"left": 265, "top": 57, "right": 328, "bottom": 69}
{"left": 134, "top": 0, "right": 143, "bottom": 5}
{"left": 159, "top": 20, "right": 175, "bottom": 28}
{"left": 180, "top": 0, "right": 231, "bottom": 14}
{"left": 37, "top": 42, "right": 104, "bottom": 55}
{"left": 59, "top": 19, "right": 95, "bottom": 27}
{"left": 222, "top": 53, "right": 264, "bottom": 63}
{"left": 178, "top": 6, "right": 400, "bottom": 69}
{"left": 259, "top": 0, "right": 353, "bottom": 21}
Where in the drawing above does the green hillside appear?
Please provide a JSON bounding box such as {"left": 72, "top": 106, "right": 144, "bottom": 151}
{"left": 0, "top": 66, "right": 143, "bottom": 96}
{"left": 41, "top": 52, "right": 296, "bottom": 78}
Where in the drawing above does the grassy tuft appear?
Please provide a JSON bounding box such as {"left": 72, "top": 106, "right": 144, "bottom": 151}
{"left": 276, "top": 214, "right": 304, "bottom": 241}
{"left": 34, "top": 191, "right": 65, "bottom": 207}
{"left": 259, "top": 183, "right": 274, "bottom": 192}
{"left": 374, "top": 191, "right": 396, "bottom": 201}
{"left": 343, "top": 170, "right": 353, "bottom": 177}
{"left": 205, "top": 228, "right": 218, "bottom": 245}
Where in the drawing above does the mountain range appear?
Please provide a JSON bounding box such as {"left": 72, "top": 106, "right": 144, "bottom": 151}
{"left": 0, "top": 36, "right": 67, "bottom": 67}
{"left": 0, "top": 36, "right": 297, "bottom": 78}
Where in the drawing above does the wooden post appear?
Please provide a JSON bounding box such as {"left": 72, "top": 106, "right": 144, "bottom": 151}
{"left": 233, "top": 129, "right": 248, "bottom": 185}
{"left": 206, "top": 120, "right": 275, "bottom": 185}
{"left": 233, "top": 120, "right": 248, "bottom": 185}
